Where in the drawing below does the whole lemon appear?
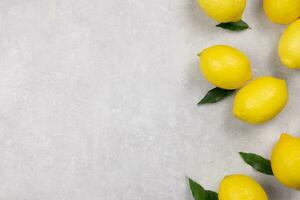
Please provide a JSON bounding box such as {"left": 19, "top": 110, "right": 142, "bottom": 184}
{"left": 197, "top": 0, "right": 246, "bottom": 23}
{"left": 199, "top": 45, "right": 252, "bottom": 89}
{"left": 278, "top": 19, "right": 300, "bottom": 69}
{"left": 233, "top": 76, "right": 288, "bottom": 124}
{"left": 263, "top": 0, "right": 300, "bottom": 24}
{"left": 272, "top": 133, "right": 300, "bottom": 190}
{"left": 219, "top": 174, "right": 268, "bottom": 200}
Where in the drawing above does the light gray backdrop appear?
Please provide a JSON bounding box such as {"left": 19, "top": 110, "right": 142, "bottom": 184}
{"left": 0, "top": 0, "right": 299, "bottom": 199}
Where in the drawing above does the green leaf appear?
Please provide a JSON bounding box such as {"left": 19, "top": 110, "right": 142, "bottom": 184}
{"left": 216, "top": 20, "right": 250, "bottom": 31}
{"left": 188, "top": 178, "right": 219, "bottom": 200}
{"left": 239, "top": 152, "right": 273, "bottom": 175}
{"left": 189, "top": 178, "right": 208, "bottom": 200}
{"left": 206, "top": 190, "right": 218, "bottom": 200}
{"left": 198, "top": 87, "right": 235, "bottom": 105}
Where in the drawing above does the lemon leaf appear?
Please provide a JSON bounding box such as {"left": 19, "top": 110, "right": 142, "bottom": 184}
{"left": 198, "top": 87, "right": 235, "bottom": 105}
{"left": 189, "top": 178, "right": 207, "bottom": 200}
{"left": 216, "top": 20, "right": 250, "bottom": 31}
{"left": 239, "top": 152, "right": 274, "bottom": 175}
{"left": 188, "top": 178, "right": 219, "bottom": 200}
{"left": 206, "top": 190, "right": 218, "bottom": 200}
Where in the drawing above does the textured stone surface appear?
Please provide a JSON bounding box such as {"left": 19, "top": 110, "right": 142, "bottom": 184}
{"left": 0, "top": 0, "right": 299, "bottom": 199}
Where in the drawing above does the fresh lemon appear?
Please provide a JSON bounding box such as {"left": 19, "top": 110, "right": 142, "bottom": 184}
{"left": 278, "top": 19, "right": 300, "bottom": 69}
{"left": 219, "top": 174, "right": 268, "bottom": 200}
{"left": 263, "top": 0, "right": 300, "bottom": 24}
{"left": 271, "top": 133, "right": 300, "bottom": 190}
{"left": 233, "top": 76, "right": 288, "bottom": 124}
{"left": 199, "top": 45, "right": 252, "bottom": 89}
{"left": 197, "top": 0, "right": 247, "bottom": 23}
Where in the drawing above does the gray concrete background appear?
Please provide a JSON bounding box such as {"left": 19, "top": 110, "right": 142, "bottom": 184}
{"left": 0, "top": 0, "right": 300, "bottom": 199}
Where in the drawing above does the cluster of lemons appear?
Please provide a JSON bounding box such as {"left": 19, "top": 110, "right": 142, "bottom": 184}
{"left": 190, "top": 0, "right": 300, "bottom": 200}
{"left": 192, "top": 134, "right": 300, "bottom": 200}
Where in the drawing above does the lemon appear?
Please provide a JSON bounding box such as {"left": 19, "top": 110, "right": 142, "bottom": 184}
{"left": 233, "top": 76, "right": 288, "bottom": 124}
{"left": 278, "top": 19, "right": 300, "bottom": 69}
{"left": 219, "top": 174, "right": 268, "bottom": 200}
{"left": 263, "top": 0, "right": 300, "bottom": 24}
{"left": 271, "top": 133, "right": 300, "bottom": 190}
{"left": 199, "top": 45, "right": 252, "bottom": 89}
{"left": 197, "top": 0, "right": 247, "bottom": 23}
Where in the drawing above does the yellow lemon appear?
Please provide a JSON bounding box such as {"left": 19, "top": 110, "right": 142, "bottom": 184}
{"left": 197, "top": 0, "right": 247, "bottom": 23}
{"left": 278, "top": 19, "right": 300, "bottom": 69}
{"left": 233, "top": 76, "right": 288, "bottom": 124}
{"left": 219, "top": 174, "right": 268, "bottom": 200}
{"left": 271, "top": 133, "right": 300, "bottom": 190}
{"left": 263, "top": 0, "right": 300, "bottom": 24}
{"left": 199, "top": 45, "right": 252, "bottom": 89}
